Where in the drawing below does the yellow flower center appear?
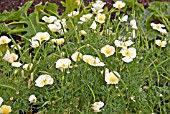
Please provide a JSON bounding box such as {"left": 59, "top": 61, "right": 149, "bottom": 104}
{"left": 156, "top": 25, "right": 161, "bottom": 29}
{"left": 1, "top": 39, "right": 7, "bottom": 43}
{"left": 105, "top": 48, "right": 111, "bottom": 54}
{"left": 99, "top": 16, "right": 104, "bottom": 22}
{"left": 117, "top": 4, "right": 121, "bottom": 9}
{"left": 108, "top": 76, "right": 117, "bottom": 83}
{"left": 1, "top": 106, "right": 11, "bottom": 114}
{"left": 40, "top": 36, "right": 46, "bottom": 41}
{"left": 42, "top": 79, "right": 47, "bottom": 85}
{"left": 124, "top": 50, "right": 131, "bottom": 57}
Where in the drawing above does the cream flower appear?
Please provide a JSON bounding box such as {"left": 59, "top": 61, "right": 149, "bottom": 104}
{"left": 90, "top": 21, "right": 97, "bottom": 30}
{"left": 47, "top": 24, "right": 60, "bottom": 32}
{"left": 68, "top": 11, "right": 79, "bottom": 17}
{"left": 11, "top": 62, "right": 22, "bottom": 67}
{"left": 78, "top": 14, "right": 93, "bottom": 24}
{"left": 114, "top": 40, "right": 134, "bottom": 48}
{"left": 56, "top": 38, "right": 64, "bottom": 45}
{"left": 0, "top": 36, "right": 11, "bottom": 45}
{"left": 35, "top": 32, "right": 50, "bottom": 43}
{"left": 130, "top": 19, "right": 138, "bottom": 29}
{"left": 89, "top": 57, "right": 105, "bottom": 67}
{"left": 35, "top": 74, "right": 54, "bottom": 87}
{"left": 105, "top": 71, "right": 120, "bottom": 84}
{"left": 71, "top": 52, "right": 83, "bottom": 62}
{"left": 120, "top": 15, "right": 128, "bottom": 22}
{"left": 23, "top": 63, "right": 33, "bottom": 70}
{"left": 42, "top": 16, "right": 57, "bottom": 23}
{"left": 101, "top": 45, "right": 115, "bottom": 57}
{"left": 82, "top": 55, "right": 95, "bottom": 64}
{"left": 0, "top": 105, "right": 12, "bottom": 114}
{"left": 95, "top": 13, "right": 106, "bottom": 24}
{"left": 0, "top": 97, "right": 3, "bottom": 106}
{"left": 55, "top": 58, "right": 72, "bottom": 71}
{"left": 79, "top": 30, "right": 87, "bottom": 36}
{"left": 29, "top": 94, "right": 37, "bottom": 103}
{"left": 91, "top": 101, "right": 104, "bottom": 112}
{"left": 119, "top": 47, "right": 136, "bottom": 63}
{"left": 3, "top": 50, "right": 18, "bottom": 63}
{"left": 30, "top": 40, "right": 39, "bottom": 48}
{"left": 91, "top": 1, "right": 106, "bottom": 13}
{"left": 113, "top": 1, "right": 126, "bottom": 9}
{"left": 155, "top": 40, "right": 167, "bottom": 47}
{"left": 151, "top": 23, "right": 165, "bottom": 31}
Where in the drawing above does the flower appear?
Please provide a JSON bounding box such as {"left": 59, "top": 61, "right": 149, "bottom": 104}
{"left": 0, "top": 105, "right": 12, "bottom": 114}
{"left": 119, "top": 47, "right": 136, "bottom": 63}
{"left": 35, "top": 74, "right": 54, "bottom": 87}
{"left": 71, "top": 52, "right": 83, "bottom": 62}
{"left": 120, "top": 15, "right": 128, "bottom": 22}
{"left": 11, "top": 62, "right": 22, "bottom": 67}
{"left": 101, "top": 45, "right": 115, "bottom": 57}
{"left": 114, "top": 40, "right": 134, "bottom": 48}
{"left": 68, "top": 11, "right": 79, "bottom": 17}
{"left": 89, "top": 57, "right": 105, "bottom": 67}
{"left": 130, "top": 20, "right": 138, "bottom": 29}
{"left": 0, "top": 97, "right": 3, "bottom": 106}
{"left": 95, "top": 13, "right": 106, "bottom": 24}
{"left": 151, "top": 23, "right": 167, "bottom": 34}
{"left": 11, "top": 44, "right": 21, "bottom": 50}
{"left": 90, "top": 21, "right": 97, "bottom": 30}
{"left": 29, "top": 94, "right": 37, "bottom": 103}
{"left": 56, "top": 58, "right": 72, "bottom": 71}
{"left": 0, "top": 36, "right": 11, "bottom": 45}
{"left": 82, "top": 55, "right": 95, "bottom": 64}
{"left": 79, "top": 30, "right": 87, "bottom": 36}
{"left": 35, "top": 32, "right": 50, "bottom": 43}
{"left": 155, "top": 40, "right": 167, "bottom": 47}
{"left": 30, "top": 40, "right": 39, "bottom": 48}
{"left": 42, "top": 16, "right": 57, "bottom": 23}
{"left": 91, "top": 1, "right": 106, "bottom": 13}
{"left": 47, "top": 24, "right": 60, "bottom": 32}
{"left": 56, "top": 38, "right": 64, "bottom": 45}
{"left": 91, "top": 101, "right": 104, "bottom": 112}
{"left": 113, "top": 1, "right": 126, "bottom": 9}
{"left": 23, "top": 63, "right": 33, "bottom": 70}
{"left": 78, "top": 14, "right": 93, "bottom": 24}
{"left": 105, "top": 70, "right": 120, "bottom": 84}
{"left": 3, "top": 50, "right": 18, "bottom": 63}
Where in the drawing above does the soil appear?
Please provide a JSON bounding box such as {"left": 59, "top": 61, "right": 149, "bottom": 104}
{"left": 0, "top": 0, "right": 170, "bottom": 14}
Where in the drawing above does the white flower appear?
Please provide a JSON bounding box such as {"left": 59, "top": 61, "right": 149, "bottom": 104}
{"left": 35, "top": 74, "right": 54, "bottom": 87}
{"left": 11, "top": 44, "right": 21, "bottom": 50}
{"left": 130, "top": 19, "right": 138, "bottom": 29}
{"left": 48, "top": 24, "right": 60, "bottom": 32}
{"left": 29, "top": 94, "right": 37, "bottom": 103}
{"left": 56, "top": 38, "right": 64, "bottom": 45}
{"left": 151, "top": 23, "right": 165, "bottom": 31}
{"left": 42, "top": 16, "right": 57, "bottom": 23}
{"left": 30, "top": 40, "right": 39, "bottom": 48}
{"left": 68, "top": 11, "right": 79, "bottom": 17}
{"left": 56, "top": 58, "right": 72, "bottom": 71}
{"left": 91, "top": 1, "right": 106, "bottom": 13}
{"left": 114, "top": 40, "right": 134, "bottom": 48}
{"left": 155, "top": 40, "right": 167, "bottom": 47}
{"left": 0, "top": 36, "right": 11, "bottom": 44}
{"left": 159, "top": 28, "right": 168, "bottom": 34}
{"left": 82, "top": 55, "right": 95, "bottom": 64}
{"left": 90, "top": 21, "right": 97, "bottom": 30}
{"left": 95, "top": 13, "right": 106, "bottom": 24}
{"left": 3, "top": 50, "right": 18, "bottom": 63}
{"left": 120, "top": 15, "right": 128, "bottom": 22}
{"left": 0, "top": 105, "right": 12, "bottom": 114}
{"left": 100, "top": 45, "right": 115, "bottom": 57}
{"left": 71, "top": 52, "right": 83, "bottom": 62}
{"left": 119, "top": 47, "right": 136, "bottom": 63}
{"left": 89, "top": 57, "right": 105, "bottom": 67}
{"left": 0, "top": 97, "right": 3, "bottom": 106}
{"left": 131, "top": 96, "right": 136, "bottom": 102}
{"left": 35, "top": 32, "right": 50, "bottom": 43}
{"left": 78, "top": 14, "right": 93, "bottom": 24}
{"left": 11, "top": 62, "right": 22, "bottom": 67}
{"left": 91, "top": 101, "right": 104, "bottom": 112}
{"left": 79, "top": 30, "right": 87, "bottom": 36}
{"left": 113, "top": 1, "right": 126, "bottom": 9}
{"left": 23, "top": 63, "right": 33, "bottom": 70}
{"left": 105, "top": 70, "right": 120, "bottom": 84}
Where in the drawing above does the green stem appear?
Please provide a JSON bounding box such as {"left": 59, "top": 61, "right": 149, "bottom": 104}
{"left": 0, "top": 84, "right": 18, "bottom": 91}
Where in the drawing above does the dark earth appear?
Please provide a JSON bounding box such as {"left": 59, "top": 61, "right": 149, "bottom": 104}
{"left": 0, "top": 0, "right": 170, "bottom": 15}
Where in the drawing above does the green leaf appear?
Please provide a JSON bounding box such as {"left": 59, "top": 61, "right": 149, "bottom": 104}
{"left": 21, "top": 0, "right": 34, "bottom": 17}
